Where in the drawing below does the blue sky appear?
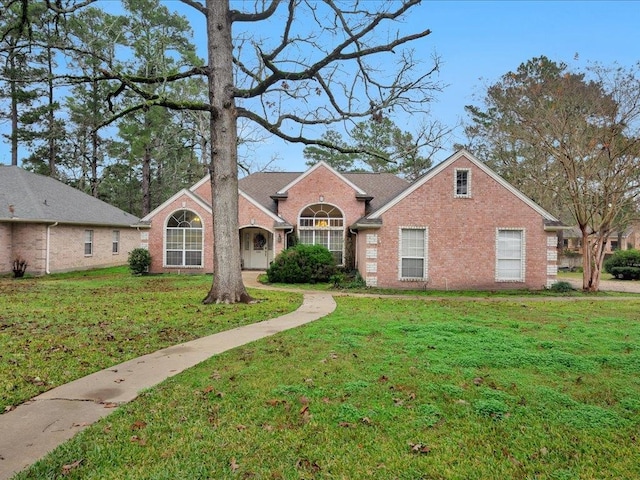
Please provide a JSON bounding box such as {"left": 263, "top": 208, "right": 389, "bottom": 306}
{"left": 2, "top": 1, "right": 639, "bottom": 171}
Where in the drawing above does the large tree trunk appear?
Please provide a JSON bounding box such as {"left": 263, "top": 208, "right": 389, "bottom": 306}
{"left": 202, "top": 0, "right": 252, "bottom": 304}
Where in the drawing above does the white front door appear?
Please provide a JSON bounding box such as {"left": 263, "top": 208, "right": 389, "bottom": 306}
{"left": 242, "top": 228, "right": 271, "bottom": 269}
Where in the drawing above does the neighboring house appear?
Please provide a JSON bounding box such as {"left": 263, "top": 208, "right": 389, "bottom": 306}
{"left": 562, "top": 224, "right": 640, "bottom": 254}
{"left": 0, "top": 166, "right": 147, "bottom": 276}
{"left": 143, "top": 150, "right": 564, "bottom": 290}
{"left": 558, "top": 223, "right": 640, "bottom": 270}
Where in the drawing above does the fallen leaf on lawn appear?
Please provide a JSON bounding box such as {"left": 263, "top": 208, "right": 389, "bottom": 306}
{"left": 202, "top": 385, "right": 215, "bottom": 394}
{"left": 131, "top": 420, "right": 147, "bottom": 430}
{"left": 236, "top": 424, "right": 247, "bottom": 431}
{"left": 230, "top": 457, "right": 240, "bottom": 472}
{"left": 338, "top": 422, "right": 354, "bottom": 428}
{"left": 210, "top": 371, "right": 222, "bottom": 380}
{"left": 262, "top": 423, "right": 274, "bottom": 432}
{"left": 103, "top": 402, "right": 118, "bottom": 408}
{"left": 266, "top": 398, "right": 285, "bottom": 407}
{"left": 299, "top": 396, "right": 309, "bottom": 405}
{"left": 114, "top": 378, "right": 125, "bottom": 383}
{"left": 378, "top": 375, "right": 389, "bottom": 383}
{"left": 4, "top": 405, "right": 15, "bottom": 412}
{"left": 473, "top": 377, "right": 484, "bottom": 386}
{"left": 361, "top": 417, "right": 372, "bottom": 425}
{"left": 296, "top": 458, "right": 321, "bottom": 473}
{"left": 409, "top": 442, "right": 431, "bottom": 454}
{"left": 61, "top": 459, "right": 83, "bottom": 475}
{"left": 130, "top": 435, "right": 146, "bottom": 445}
{"left": 72, "top": 422, "right": 91, "bottom": 428}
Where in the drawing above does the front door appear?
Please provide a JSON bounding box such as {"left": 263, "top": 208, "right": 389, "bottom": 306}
{"left": 242, "top": 228, "right": 271, "bottom": 269}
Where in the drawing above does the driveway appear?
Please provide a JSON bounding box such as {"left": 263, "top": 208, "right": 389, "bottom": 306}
{"left": 565, "top": 277, "right": 640, "bottom": 294}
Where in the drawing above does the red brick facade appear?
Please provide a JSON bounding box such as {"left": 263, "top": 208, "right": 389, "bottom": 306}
{"left": 143, "top": 151, "right": 560, "bottom": 290}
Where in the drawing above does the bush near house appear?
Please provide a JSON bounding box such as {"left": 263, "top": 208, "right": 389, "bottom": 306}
{"left": 267, "top": 244, "right": 336, "bottom": 284}
{"left": 604, "top": 249, "right": 640, "bottom": 280}
{"left": 128, "top": 248, "right": 152, "bottom": 275}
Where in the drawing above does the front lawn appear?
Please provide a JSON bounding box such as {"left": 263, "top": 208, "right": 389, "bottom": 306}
{"left": 12, "top": 293, "right": 640, "bottom": 479}
{"left": 0, "top": 267, "right": 303, "bottom": 412}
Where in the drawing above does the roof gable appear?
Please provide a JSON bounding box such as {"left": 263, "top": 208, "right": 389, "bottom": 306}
{"left": 142, "top": 188, "right": 212, "bottom": 221}
{"left": 0, "top": 166, "right": 142, "bottom": 226}
{"left": 276, "top": 161, "right": 368, "bottom": 195}
{"left": 368, "top": 149, "right": 559, "bottom": 221}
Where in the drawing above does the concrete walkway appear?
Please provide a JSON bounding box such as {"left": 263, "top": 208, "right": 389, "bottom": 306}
{"left": 0, "top": 275, "right": 335, "bottom": 480}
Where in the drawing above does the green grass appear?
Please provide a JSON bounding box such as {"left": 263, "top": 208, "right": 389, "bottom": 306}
{"left": 11, "top": 290, "right": 640, "bottom": 479}
{"left": 0, "top": 267, "right": 303, "bottom": 411}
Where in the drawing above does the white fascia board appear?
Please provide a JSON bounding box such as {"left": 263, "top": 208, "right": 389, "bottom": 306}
{"left": 141, "top": 189, "right": 212, "bottom": 221}
{"left": 239, "top": 189, "right": 286, "bottom": 223}
{"left": 369, "top": 149, "right": 559, "bottom": 222}
{"left": 276, "top": 161, "right": 367, "bottom": 195}
{"left": 189, "top": 174, "right": 210, "bottom": 192}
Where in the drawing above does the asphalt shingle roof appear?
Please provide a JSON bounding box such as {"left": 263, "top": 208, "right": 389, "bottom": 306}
{"left": 0, "top": 166, "right": 142, "bottom": 226}
{"left": 238, "top": 170, "right": 410, "bottom": 215}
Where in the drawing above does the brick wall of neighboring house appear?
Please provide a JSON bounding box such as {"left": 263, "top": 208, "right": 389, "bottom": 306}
{"left": 8, "top": 223, "right": 47, "bottom": 275}
{"left": 0, "top": 223, "right": 14, "bottom": 274}
{"left": 48, "top": 224, "right": 140, "bottom": 274}
{"left": 360, "top": 156, "right": 555, "bottom": 290}
{"left": 1, "top": 223, "right": 140, "bottom": 275}
{"left": 146, "top": 195, "right": 213, "bottom": 274}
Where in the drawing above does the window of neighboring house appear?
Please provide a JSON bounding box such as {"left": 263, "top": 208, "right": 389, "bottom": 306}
{"left": 165, "top": 210, "right": 203, "bottom": 267}
{"left": 84, "top": 230, "right": 93, "bottom": 256}
{"left": 496, "top": 229, "right": 525, "bottom": 281}
{"left": 112, "top": 230, "right": 120, "bottom": 254}
{"left": 298, "top": 204, "right": 344, "bottom": 265}
{"left": 610, "top": 240, "right": 619, "bottom": 251}
{"left": 399, "top": 227, "right": 427, "bottom": 280}
{"left": 455, "top": 168, "right": 471, "bottom": 197}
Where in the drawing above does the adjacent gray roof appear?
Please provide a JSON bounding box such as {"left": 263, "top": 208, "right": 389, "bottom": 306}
{"left": 0, "top": 166, "right": 142, "bottom": 227}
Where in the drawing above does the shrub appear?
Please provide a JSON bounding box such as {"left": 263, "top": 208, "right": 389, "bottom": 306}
{"left": 548, "top": 281, "right": 574, "bottom": 293}
{"left": 267, "top": 244, "right": 336, "bottom": 283}
{"left": 128, "top": 248, "right": 151, "bottom": 275}
{"left": 12, "top": 258, "right": 27, "bottom": 278}
{"left": 604, "top": 249, "right": 640, "bottom": 280}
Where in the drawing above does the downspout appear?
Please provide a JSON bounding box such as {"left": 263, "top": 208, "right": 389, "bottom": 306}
{"left": 46, "top": 222, "right": 58, "bottom": 274}
{"left": 283, "top": 227, "right": 294, "bottom": 249}
{"left": 349, "top": 228, "right": 358, "bottom": 270}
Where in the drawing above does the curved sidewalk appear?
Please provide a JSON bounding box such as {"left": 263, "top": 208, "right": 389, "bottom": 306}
{"left": 0, "top": 286, "right": 335, "bottom": 480}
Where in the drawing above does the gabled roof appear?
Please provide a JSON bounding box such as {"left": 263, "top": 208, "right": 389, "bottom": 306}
{"left": 237, "top": 168, "right": 409, "bottom": 214}
{"left": 142, "top": 188, "right": 212, "bottom": 221}
{"left": 276, "top": 161, "right": 368, "bottom": 195}
{"left": 368, "top": 149, "right": 560, "bottom": 223}
{"left": 0, "top": 166, "right": 143, "bottom": 227}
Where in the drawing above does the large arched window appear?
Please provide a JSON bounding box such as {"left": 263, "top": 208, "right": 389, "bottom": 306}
{"left": 165, "top": 210, "right": 203, "bottom": 267}
{"left": 298, "top": 204, "right": 344, "bottom": 264}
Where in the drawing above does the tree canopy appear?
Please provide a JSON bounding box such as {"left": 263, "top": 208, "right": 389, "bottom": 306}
{"left": 464, "top": 56, "right": 640, "bottom": 291}
{"left": 1, "top": 0, "right": 441, "bottom": 303}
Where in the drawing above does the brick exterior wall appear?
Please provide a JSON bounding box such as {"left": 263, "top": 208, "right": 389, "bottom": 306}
{"left": 0, "top": 222, "right": 142, "bottom": 275}
{"left": 0, "top": 223, "right": 13, "bottom": 274}
{"left": 146, "top": 195, "right": 214, "bottom": 274}
{"left": 356, "top": 156, "right": 555, "bottom": 290}
{"left": 145, "top": 156, "right": 556, "bottom": 290}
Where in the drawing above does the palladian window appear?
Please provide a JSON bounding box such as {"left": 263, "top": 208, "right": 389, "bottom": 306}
{"left": 298, "top": 204, "right": 344, "bottom": 265}
{"left": 165, "top": 210, "right": 203, "bottom": 267}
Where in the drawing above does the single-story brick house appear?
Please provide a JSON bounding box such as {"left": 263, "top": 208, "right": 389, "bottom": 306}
{"left": 143, "top": 149, "right": 564, "bottom": 290}
{"left": 0, "top": 166, "right": 147, "bottom": 276}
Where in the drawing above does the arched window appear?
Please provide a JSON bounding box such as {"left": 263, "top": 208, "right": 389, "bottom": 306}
{"left": 165, "top": 210, "right": 203, "bottom": 267}
{"left": 298, "top": 204, "right": 344, "bottom": 264}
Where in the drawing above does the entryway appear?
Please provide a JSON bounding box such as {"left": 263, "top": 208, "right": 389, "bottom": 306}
{"left": 241, "top": 227, "right": 273, "bottom": 270}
